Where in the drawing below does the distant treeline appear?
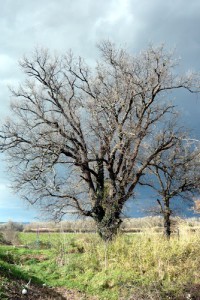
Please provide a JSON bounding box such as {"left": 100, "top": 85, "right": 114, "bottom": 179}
{"left": 1, "top": 217, "right": 200, "bottom": 234}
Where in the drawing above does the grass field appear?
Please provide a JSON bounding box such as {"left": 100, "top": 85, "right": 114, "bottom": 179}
{"left": 0, "top": 230, "right": 200, "bottom": 299}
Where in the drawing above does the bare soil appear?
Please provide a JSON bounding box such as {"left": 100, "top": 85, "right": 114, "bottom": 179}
{"left": 1, "top": 277, "right": 97, "bottom": 300}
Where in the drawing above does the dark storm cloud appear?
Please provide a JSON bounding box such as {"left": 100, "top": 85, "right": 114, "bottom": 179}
{"left": 127, "top": 0, "right": 200, "bottom": 67}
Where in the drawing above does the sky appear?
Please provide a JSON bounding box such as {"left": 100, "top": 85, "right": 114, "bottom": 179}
{"left": 0, "top": 0, "right": 200, "bottom": 222}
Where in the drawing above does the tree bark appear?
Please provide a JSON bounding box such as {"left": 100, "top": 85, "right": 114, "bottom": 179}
{"left": 163, "top": 205, "right": 171, "bottom": 239}
{"left": 164, "top": 211, "right": 171, "bottom": 238}
{"left": 92, "top": 204, "right": 122, "bottom": 241}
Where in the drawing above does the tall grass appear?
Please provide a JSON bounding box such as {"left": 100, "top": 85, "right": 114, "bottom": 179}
{"left": 62, "top": 231, "right": 200, "bottom": 299}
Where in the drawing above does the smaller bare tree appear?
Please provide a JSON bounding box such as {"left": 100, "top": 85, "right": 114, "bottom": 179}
{"left": 140, "top": 137, "right": 200, "bottom": 238}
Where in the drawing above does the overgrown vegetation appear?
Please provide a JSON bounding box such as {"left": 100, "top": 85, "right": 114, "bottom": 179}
{"left": 0, "top": 228, "right": 200, "bottom": 299}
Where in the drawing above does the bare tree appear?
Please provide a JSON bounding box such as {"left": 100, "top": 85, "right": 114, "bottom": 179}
{"left": 140, "top": 138, "right": 200, "bottom": 238}
{"left": 0, "top": 42, "right": 200, "bottom": 240}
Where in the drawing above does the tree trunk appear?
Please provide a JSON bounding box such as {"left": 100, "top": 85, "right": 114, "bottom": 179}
{"left": 163, "top": 208, "right": 171, "bottom": 239}
{"left": 92, "top": 204, "right": 122, "bottom": 241}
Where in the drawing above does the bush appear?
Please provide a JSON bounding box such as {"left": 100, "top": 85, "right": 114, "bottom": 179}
{"left": 0, "top": 221, "right": 24, "bottom": 232}
{"left": 2, "top": 229, "right": 20, "bottom": 245}
{"left": 0, "top": 232, "right": 11, "bottom": 245}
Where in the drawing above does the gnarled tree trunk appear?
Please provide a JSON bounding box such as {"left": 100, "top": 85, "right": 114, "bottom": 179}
{"left": 92, "top": 202, "right": 122, "bottom": 241}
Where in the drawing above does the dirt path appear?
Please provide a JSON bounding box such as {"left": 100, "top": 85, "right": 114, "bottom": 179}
{"left": 1, "top": 277, "right": 97, "bottom": 300}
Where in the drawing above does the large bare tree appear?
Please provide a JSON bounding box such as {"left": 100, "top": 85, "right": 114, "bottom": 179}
{"left": 0, "top": 42, "right": 200, "bottom": 240}
{"left": 140, "top": 138, "right": 200, "bottom": 238}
